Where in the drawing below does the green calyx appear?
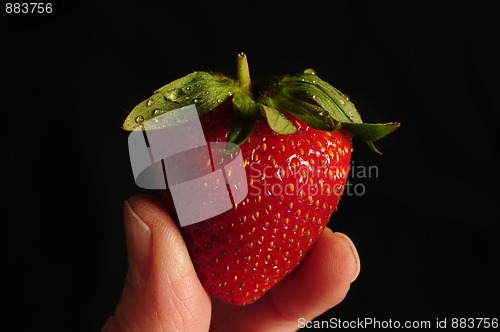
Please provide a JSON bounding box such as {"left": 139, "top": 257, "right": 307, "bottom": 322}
{"left": 122, "top": 53, "right": 400, "bottom": 154}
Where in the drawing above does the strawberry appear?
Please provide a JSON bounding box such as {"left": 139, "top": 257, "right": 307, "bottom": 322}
{"left": 123, "top": 53, "right": 399, "bottom": 305}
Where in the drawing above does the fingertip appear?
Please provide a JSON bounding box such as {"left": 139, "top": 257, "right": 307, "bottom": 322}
{"left": 263, "top": 228, "right": 360, "bottom": 323}
{"left": 123, "top": 200, "right": 152, "bottom": 289}
{"left": 126, "top": 194, "right": 167, "bottom": 225}
{"left": 105, "top": 193, "right": 211, "bottom": 331}
{"left": 331, "top": 232, "right": 361, "bottom": 283}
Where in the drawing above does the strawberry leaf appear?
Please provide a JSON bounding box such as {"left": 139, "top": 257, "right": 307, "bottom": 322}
{"left": 280, "top": 70, "right": 363, "bottom": 124}
{"left": 259, "top": 103, "right": 297, "bottom": 135}
{"left": 340, "top": 122, "right": 400, "bottom": 141}
{"left": 270, "top": 94, "right": 340, "bottom": 131}
{"left": 122, "top": 71, "right": 237, "bottom": 130}
{"left": 122, "top": 54, "right": 400, "bottom": 155}
{"left": 341, "top": 122, "right": 401, "bottom": 154}
{"left": 279, "top": 83, "right": 352, "bottom": 124}
{"left": 261, "top": 69, "right": 400, "bottom": 154}
{"left": 227, "top": 91, "right": 258, "bottom": 146}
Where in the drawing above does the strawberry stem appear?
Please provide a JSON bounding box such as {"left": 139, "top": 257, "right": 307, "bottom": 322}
{"left": 237, "top": 52, "right": 252, "bottom": 96}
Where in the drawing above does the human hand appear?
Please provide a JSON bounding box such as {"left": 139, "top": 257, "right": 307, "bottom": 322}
{"left": 102, "top": 194, "right": 360, "bottom": 332}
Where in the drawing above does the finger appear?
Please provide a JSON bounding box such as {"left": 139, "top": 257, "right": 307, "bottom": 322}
{"left": 266, "top": 230, "right": 360, "bottom": 321}
{"left": 102, "top": 194, "right": 211, "bottom": 332}
{"left": 211, "top": 228, "right": 360, "bottom": 332}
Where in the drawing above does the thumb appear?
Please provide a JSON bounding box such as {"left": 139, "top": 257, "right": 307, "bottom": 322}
{"left": 102, "top": 194, "right": 211, "bottom": 332}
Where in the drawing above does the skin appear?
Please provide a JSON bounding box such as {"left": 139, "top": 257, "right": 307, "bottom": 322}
{"left": 102, "top": 194, "right": 360, "bottom": 332}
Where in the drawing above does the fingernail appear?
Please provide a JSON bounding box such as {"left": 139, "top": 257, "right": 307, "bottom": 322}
{"left": 124, "top": 201, "right": 152, "bottom": 289}
{"left": 333, "top": 232, "right": 361, "bottom": 283}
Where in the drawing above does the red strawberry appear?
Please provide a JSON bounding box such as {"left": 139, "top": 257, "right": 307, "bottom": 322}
{"left": 161, "top": 103, "right": 353, "bottom": 305}
{"left": 123, "top": 53, "right": 399, "bottom": 306}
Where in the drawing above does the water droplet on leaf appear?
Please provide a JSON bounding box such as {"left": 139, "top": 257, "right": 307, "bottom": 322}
{"left": 304, "top": 68, "right": 316, "bottom": 75}
{"left": 135, "top": 115, "right": 144, "bottom": 124}
{"left": 147, "top": 99, "right": 154, "bottom": 106}
{"left": 182, "top": 85, "right": 193, "bottom": 93}
{"left": 165, "top": 89, "right": 183, "bottom": 102}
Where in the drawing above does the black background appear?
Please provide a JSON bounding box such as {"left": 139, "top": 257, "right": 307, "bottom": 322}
{"left": 2, "top": 1, "right": 499, "bottom": 331}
